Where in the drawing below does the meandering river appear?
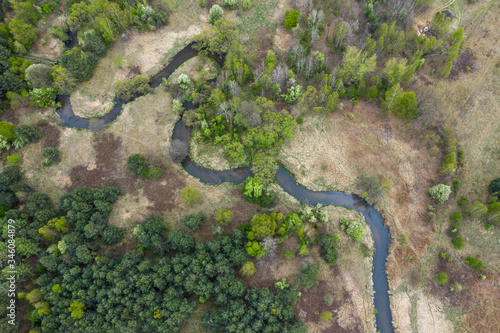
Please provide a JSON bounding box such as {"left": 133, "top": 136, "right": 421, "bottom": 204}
{"left": 57, "top": 43, "right": 394, "bottom": 333}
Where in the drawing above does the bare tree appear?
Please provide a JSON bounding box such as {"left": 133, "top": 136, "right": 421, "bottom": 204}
{"left": 216, "top": 102, "right": 234, "bottom": 123}
{"left": 272, "top": 64, "right": 288, "bottom": 90}
{"left": 168, "top": 139, "right": 188, "bottom": 163}
{"left": 228, "top": 80, "right": 241, "bottom": 97}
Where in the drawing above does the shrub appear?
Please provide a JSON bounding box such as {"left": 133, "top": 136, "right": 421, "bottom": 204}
{"left": 30, "top": 87, "right": 58, "bottom": 108}
{"left": 208, "top": 5, "right": 224, "bottom": 24}
{"left": 284, "top": 10, "right": 300, "bottom": 30}
{"left": 318, "top": 233, "right": 339, "bottom": 265}
{"left": 6, "top": 154, "right": 21, "bottom": 166}
{"left": 323, "top": 294, "right": 334, "bottom": 306}
{"left": 115, "top": 75, "right": 151, "bottom": 101}
{"left": 435, "top": 272, "right": 449, "bottom": 285}
{"left": 42, "top": 147, "right": 60, "bottom": 166}
{"left": 320, "top": 311, "right": 333, "bottom": 322}
{"left": 240, "top": 261, "right": 256, "bottom": 276}
{"left": 222, "top": 0, "right": 238, "bottom": 10}
{"left": 453, "top": 179, "right": 461, "bottom": 190}
{"left": 458, "top": 197, "right": 468, "bottom": 207}
{"left": 297, "top": 117, "right": 303, "bottom": 124}
{"left": 243, "top": 0, "right": 252, "bottom": 10}
{"left": 274, "top": 278, "right": 289, "bottom": 290}
{"left": 181, "top": 187, "right": 201, "bottom": 206}
{"left": 127, "top": 154, "right": 148, "bottom": 175}
{"left": 183, "top": 212, "right": 206, "bottom": 231}
{"left": 298, "top": 263, "right": 319, "bottom": 289}
{"left": 340, "top": 218, "right": 365, "bottom": 241}
{"left": 0, "top": 122, "right": 16, "bottom": 142}
{"left": 428, "top": 184, "right": 451, "bottom": 203}
{"left": 452, "top": 236, "right": 464, "bottom": 249}
{"left": 113, "top": 58, "right": 125, "bottom": 69}
{"left": 215, "top": 209, "right": 234, "bottom": 225}
{"left": 465, "top": 257, "right": 484, "bottom": 271}
{"left": 25, "top": 64, "right": 53, "bottom": 89}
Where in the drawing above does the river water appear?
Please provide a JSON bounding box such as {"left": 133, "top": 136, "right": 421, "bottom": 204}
{"left": 56, "top": 43, "right": 394, "bottom": 333}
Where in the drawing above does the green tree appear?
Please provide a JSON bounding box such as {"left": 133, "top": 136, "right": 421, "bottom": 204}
{"left": 488, "top": 178, "right": 500, "bottom": 194}
{"left": 59, "top": 47, "right": 98, "bottom": 82}
{"left": 25, "top": 64, "right": 54, "bottom": 89}
{"left": 114, "top": 75, "right": 151, "bottom": 101}
{"left": 240, "top": 261, "right": 256, "bottom": 277}
{"left": 52, "top": 65, "right": 77, "bottom": 94}
{"left": 284, "top": 10, "right": 300, "bottom": 30}
{"left": 127, "top": 153, "right": 148, "bottom": 175}
{"left": 318, "top": 233, "right": 339, "bottom": 265}
{"left": 208, "top": 5, "right": 224, "bottom": 24}
{"left": 214, "top": 209, "right": 234, "bottom": 225}
{"left": 30, "top": 87, "right": 57, "bottom": 108}
{"left": 383, "top": 57, "right": 409, "bottom": 87}
{"left": 183, "top": 212, "right": 206, "bottom": 231}
{"left": 466, "top": 201, "right": 488, "bottom": 218}
{"left": 486, "top": 202, "right": 500, "bottom": 225}
{"left": 13, "top": 124, "right": 42, "bottom": 149}
{"left": 340, "top": 219, "right": 365, "bottom": 241}
{"left": 429, "top": 184, "right": 451, "bottom": 204}
{"left": 338, "top": 46, "right": 377, "bottom": 85}
{"left": 68, "top": 300, "right": 85, "bottom": 319}
{"left": 7, "top": 19, "right": 37, "bottom": 51}
{"left": 181, "top": 187, "right": 202, "bottom": 206}
{"left": 193, "top": 19, "right": 238, "bottom": 55}
{"left": 251, "top": 214, "right": 277, "bottom": 239}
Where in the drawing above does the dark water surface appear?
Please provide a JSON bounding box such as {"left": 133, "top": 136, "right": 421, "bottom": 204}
{"left": 55, "top": 43, "right": 394, "bottom": 333}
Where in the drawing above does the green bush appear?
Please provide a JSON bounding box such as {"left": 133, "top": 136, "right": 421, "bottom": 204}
{"left": 319, "top": 311, "right": 332, "bottom": 322}
{"left": 0, "top": 122, "right": 16, "bottom": 141}
{"left": 318, "top": 233, "right": 339, "bottom": 265}
{"left": 143, "top": 167, "right": 163, "bottom": 180}
{"left": 452, "top": 236, "right": 464, "bottom": 249}
{"left": 457, "top": 197, "right": 468, "bottom": 207}
{"left": 435, "top": 272, "right": 449, "bottom": 285}
{"left": 428, "top": 184, "right": 451, "bottom": 203}
{"left": 243, "top": 0, "right": 252, "bottom": 10}
{"left": 215, "top": 209, "right": 234, "bottom": 225}
{"left": 489, "top": 178, "right": 500, "bottom": 194}
{"left": 246, "top": 240, "right": 265, "bottom": 257}
{"left": 222, "top": 0, "right": 238, "bottom": 10}
{"left": 183, "top": 212, "right": 206, "bottom": 231}
{"left": 181, "top": 187, "right": 202, "bottom": 206}
{"left": 298, "top": 263, "right": 319, "bottom": 289}
{"left": 6, "top": 154, "right": 21, "bottom": 165}
{"left": 465, "top": 201, "right": 488, "bottom": 218}
{"left": 42, "top": 147, "right": 60, "bottom": 166}
{"left": 208, "top": 5, "right": 224, "bottom": 24}
{"left": 465, "top": 257, "right": 484, "bottom": 271}
{"left": 340, "top": 218, "right": 365, "bottom": 241}
{"left": 102, "top": 226, "right": 123, "bottom": 245}
{"left": 450, "top": 212, "right": 462, "bottom": 223}
{"left": 197, "top": 0, "right": 208, "bottom": 7}
{"left": 284, "top": 10, "right": 300, "bottom": 30}
{"left": 60, "top": 47, "right": 98, "bottom": 82}
{"left": 283, "top": 249, "right": 295, "bottom": 259}
{"left": 453, "top": 179, "right": 461, "bottom": 190}
{"left": 127, "top": 154, "right": 148, "bottom": 175}
{"left": 115, "top": 75, "right": 151, "bottom": 101}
